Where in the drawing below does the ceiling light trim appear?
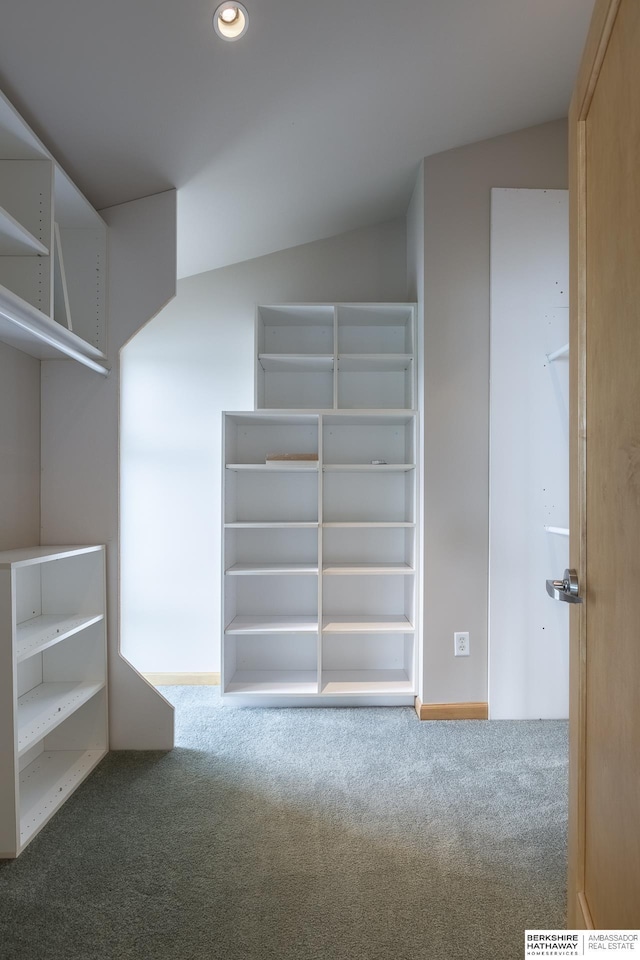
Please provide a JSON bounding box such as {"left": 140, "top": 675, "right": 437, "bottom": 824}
{"left": 213, "top": 3, "right": 249, "bottom": 41}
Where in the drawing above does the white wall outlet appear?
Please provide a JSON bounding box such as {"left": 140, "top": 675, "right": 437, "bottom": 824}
{"left": 454, "top": 631, "right": 470, "bottom": 657}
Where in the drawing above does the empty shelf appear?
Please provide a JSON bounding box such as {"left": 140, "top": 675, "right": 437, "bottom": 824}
{"left": 322, "top": 563, "right": 413, "bottom": 575}
{"left": 224, "top": 671, "right": 318, "bottom": 695}
{"left": 225, "top": 563, "right": 318, "bottom": 576}
{"left": 323, "top": 463, "right": 415, "bottom": 472}
{"left": 226, "top": 462, "right": 319, "bottom": 472}
{"left": 225, "top": 616, "right": 318, "bottom": 634}
{"left": 322, "top": 615, "right": 414, "bottom": 634}
{"left": 0, "top": 283, "right": 109, "bottom": 374}
{"left": 0, "top": 204, "right": 49, "bottom": 256}
{"left": 225, "top": 522, "right": 319, "bottom": 529}
{"left": 19, "top": 749, "right": 106, "bottom": 848}
{"left": 16, "top": 613, "right": 104, "bottom": 663}
{"left": 322, "top": 522, "right": 415, "bottom": 529}
{"left": 259, "top": 354, "right": 334, "bottom": 372}
{"left": 544, "top": 526, "right": 570, "bottom": 536}
{"left": 17, "top": 680, "right": 105, "bottom": 756}
{"left": 321, "top": 670, "right": 413, "bottom": 695}
{"left": 338, "top": 354, "right": 413, "bottom": 372}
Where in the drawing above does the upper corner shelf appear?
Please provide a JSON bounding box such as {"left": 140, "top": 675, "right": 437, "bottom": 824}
{"left": 255, "top": 303, "right": 417, "bottom": 411}
{"left": 0, "top": 89, "right": 109, "bottom": 375}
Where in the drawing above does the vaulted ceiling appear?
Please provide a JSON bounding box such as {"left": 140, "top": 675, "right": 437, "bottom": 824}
{"left": 0, "top": 0, "right": 593, "bottom": 277}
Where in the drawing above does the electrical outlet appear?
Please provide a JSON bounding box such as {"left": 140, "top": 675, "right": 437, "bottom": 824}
{"left": 454, "top": 631, "right": 470, "bottom": 657}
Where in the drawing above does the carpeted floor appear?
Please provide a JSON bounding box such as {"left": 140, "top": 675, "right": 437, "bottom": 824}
{"left": 0, "top": 687, "right": 568, "bottom": 960}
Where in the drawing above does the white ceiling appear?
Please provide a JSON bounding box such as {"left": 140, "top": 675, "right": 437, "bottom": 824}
{"left": 0, "top": 0, "right": 593, "bottom": 278}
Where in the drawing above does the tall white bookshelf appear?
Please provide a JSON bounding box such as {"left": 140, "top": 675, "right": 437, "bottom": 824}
{"left": 223, "top": 302, "right": 419, "bottom": 706}
{"left": 0, "top": 545, "right": 107, "bottom": 858}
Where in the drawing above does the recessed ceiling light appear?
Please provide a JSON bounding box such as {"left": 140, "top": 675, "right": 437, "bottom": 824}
{"left": 213, "top": 3, "right": 248, "bottom": 41}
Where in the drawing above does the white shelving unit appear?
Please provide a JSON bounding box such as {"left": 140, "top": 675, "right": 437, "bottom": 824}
{"left": 0, "top": 89, "right": 108, "bottom": 374}
{"left": 255, "top": 303, "right": 416, "bottom": 410}
{"left": 222, "top": 401, "right": 418, "bottom": 705}
{"left": 0, "top": 545, "right": 107, "bottom": 858}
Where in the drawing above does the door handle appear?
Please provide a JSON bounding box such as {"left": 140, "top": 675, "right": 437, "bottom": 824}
{"left": 546, "top": 568, "right": 583, "bottom": 604}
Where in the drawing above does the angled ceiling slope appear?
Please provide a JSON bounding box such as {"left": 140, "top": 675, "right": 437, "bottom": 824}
{"left": 0, "top": 0, "right": 594, "bottom": 278}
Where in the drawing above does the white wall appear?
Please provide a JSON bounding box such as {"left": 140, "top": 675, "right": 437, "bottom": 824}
{"left": 120, "top": 218, "right": 407, "bottom": 674}
{"left": 0, "top": 342, "right": 40, "bottom": 551}
{"left": 421, "top": 119, "right": 568, "bottom": 706}
{"left": 41, "top": 190, "right": 177, "bottom": 749}
{"left": 489, "top": 188, "right": 569, "bottom": 719}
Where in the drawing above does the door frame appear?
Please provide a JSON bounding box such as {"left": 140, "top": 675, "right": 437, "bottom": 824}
{"left": 567, "top": 0, "right": 622, "bottom": 929}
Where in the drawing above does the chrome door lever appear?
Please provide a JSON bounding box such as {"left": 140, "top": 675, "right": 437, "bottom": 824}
{"left": 546, "top": 568, "right": 583, "bottom": 603}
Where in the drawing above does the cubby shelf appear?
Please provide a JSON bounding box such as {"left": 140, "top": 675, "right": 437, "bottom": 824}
{"left": 322, "top": 563, "right": 413, "bottom": 575}
{"left": 226, "top": 463, "right": 319, "bottom": 472}
{"left": 17, "top": 680, "right": 105, "bottom": 757}
{"left": 225, "top": 521, "right": 319, "bottom": 529}
{"left": 19, "top": 749, "right": 104, "bottom": 846}
{"left": 323, "top": 521, "right": 415, "bottom": 528}
{"left": 258, "top": 354, "right": 334, "bottom": 372}
{"left": 322, "top": 615, "right": 414, "bottom": 633}
{"left": 16, "top": 613, "right": 104, "bottom": 662}
{"left": 225, "top": 616, "right": 319, "bottom": 634}
{"left": 0, "top": 544, "right": 107, "bottom": 858}
{"left": 321, "top": 671, "right": 413, "bottom": 695}
{"left": 323, "top": 464, "right": 415, "bottom": 472}
{"left": 224, "top": 672, "right": 318, "bottom": 695}
{"left": 337, "top": 354, "right": 413, "bottom": 371}
{"left": 225, "top": 563, "right": 318, "bottom": 575}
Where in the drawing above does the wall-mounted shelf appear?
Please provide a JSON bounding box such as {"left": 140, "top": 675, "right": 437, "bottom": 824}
{"left": 0, "top": 89, "right": 108, "bottom": 374}
{"left": 544, "top": 526, "right": 570, "bottom": 536}
{"left": 0, "top": 203, "right": 49, "bottom": 256}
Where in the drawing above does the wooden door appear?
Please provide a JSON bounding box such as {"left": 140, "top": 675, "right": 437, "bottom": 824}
{"left": 568, "top": 0, "right": 640, "bottom": 928}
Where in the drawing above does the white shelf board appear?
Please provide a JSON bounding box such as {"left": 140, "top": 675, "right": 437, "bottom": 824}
{"left": 322, "top": 563, "right": 413, "bottom": 575}
{"left": 322, "top": 615, "right": 414, "bottom": 634}
{"left": 337, "top": 354, "right": 413, "bottom": 372}
{"left": 225, "top": 522, "right": 319, "bottom": 529}
{"left": 0, "top": 544, "right": 104, "bottom": 569}
{"left": 225, "top": 616, "right": 318, "bottom": 634}
{"left": 321, "top": 670, "right": 413, "bottom": 695}
{"left": 17, "top": 680, "right": 105, "bottom": 757}
{"left": 225, "top": 563, "right": 318, "bottom": 576}
{"left": 544, "top": 525, "right": 570, "bottom": 536}
{"left": 323, "top": 463, "right": 415, "bottom": 472}
{"left": 259, "top": 354, "right": 334, "bottom": 372}
{"left": 16, "top": 613, "right": 104, "bottom": 662}
{"left": 0, "top": 204, "right": 49, "bottom": 256}
{"left": 0, "top": 283, "right": 109, "bottom": 374}
{"left": 19, "top": 748, "right": 106, "bottom": 850}
{"left": 322, "top": 522, "right": 415, "bottom": 529}
{"left": 224, "top": 671, "right": 318, "bottom": 695}
{"left": 322, "top": 412, "right": 415, "bottom": 426}
{"left": 226, "top": 462, "right": 319, "bottom": 472}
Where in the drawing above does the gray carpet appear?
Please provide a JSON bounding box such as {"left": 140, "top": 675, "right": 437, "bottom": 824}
{"left": 0, "top": 688, "right": 568, "bottom": 960}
